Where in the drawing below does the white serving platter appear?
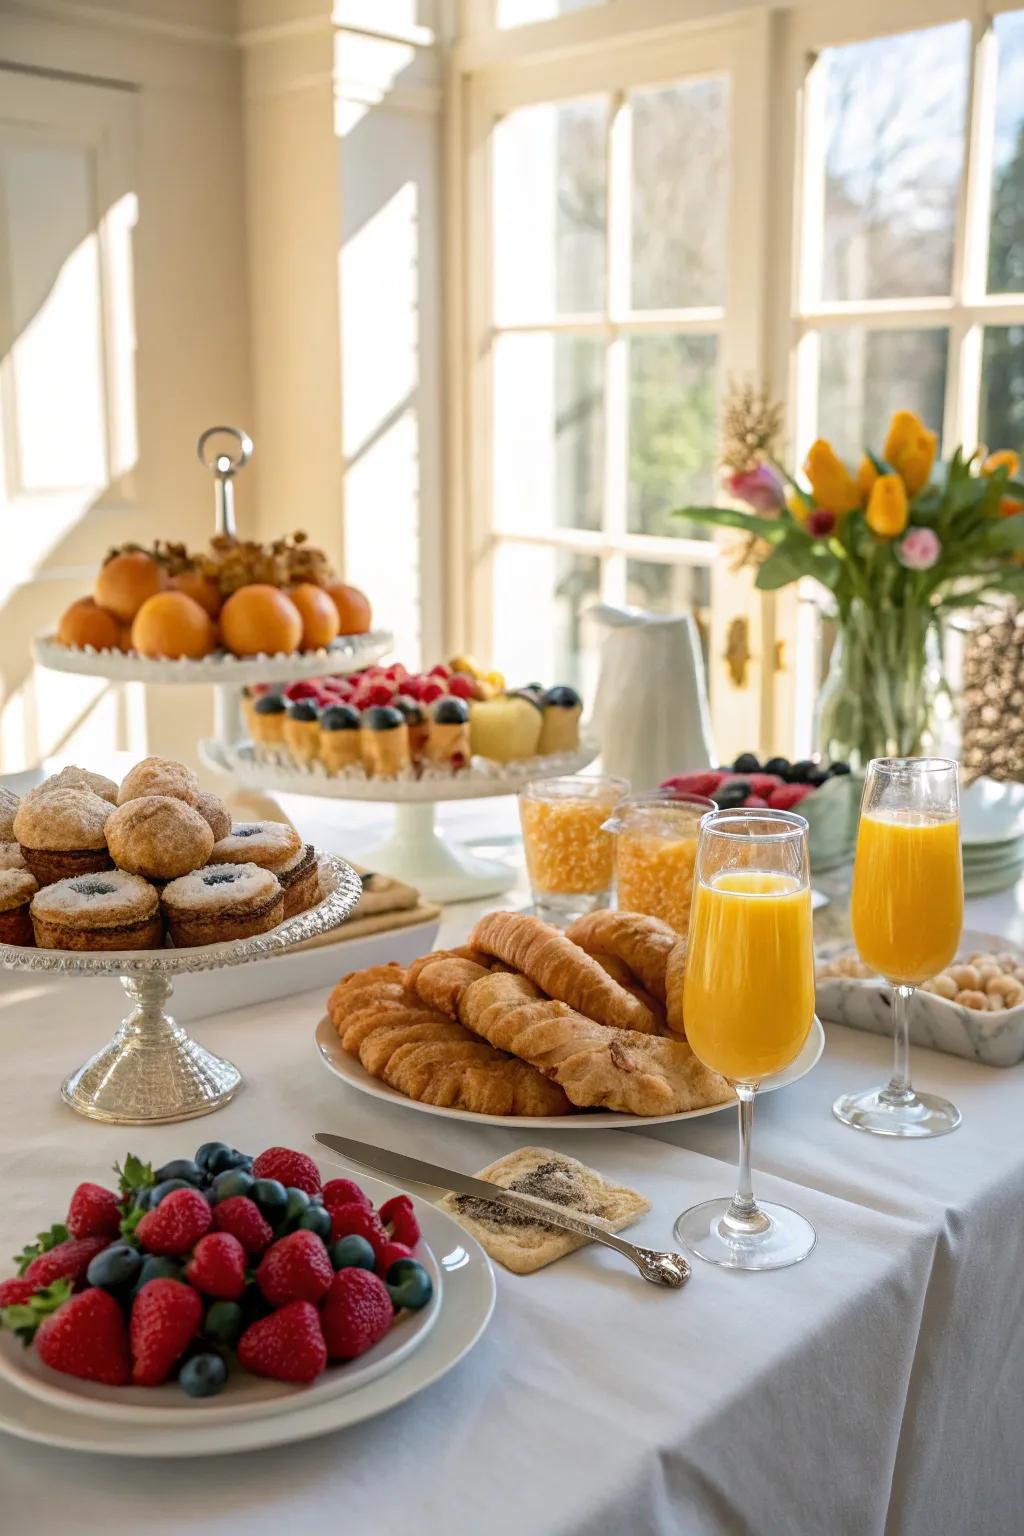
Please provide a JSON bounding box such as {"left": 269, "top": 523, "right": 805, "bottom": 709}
{"left": 32, "top": 630, "right": 392, "bottom": 685}
{"left": 315, "top": 1013, "right": 826, "bottom": 1130}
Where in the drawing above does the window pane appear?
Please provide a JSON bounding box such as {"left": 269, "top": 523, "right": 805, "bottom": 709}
{"left": 492, "top": 544, "right": 601, "bottom": 699}
{"left": 818, "top": 23, "right": 968, "bottom": 302}
{"left": 630, "top": 78, "right": 729, "bottom": 310}
{"left": 493, "top": 97, "right": 606, "bottom": 320}
{"left": 497, "top": 0, "right": 604, "bottom": 25}
{"left": 980, "top": 327, "right": 1024, "bottom": 451}
{"left": 625, "top": 560, "right": 710, "bottom": 669}
{"left": 989, "top": 12, "right": 1024, "bottom": 294}
{"left": 493, "top": 333, "right": 603, "bottom": 534}
{"left": 627, "top": 335, "right": 718, "bottom": 537}
{"left": 817, "top": 329, "right": 947, "bottom": 462}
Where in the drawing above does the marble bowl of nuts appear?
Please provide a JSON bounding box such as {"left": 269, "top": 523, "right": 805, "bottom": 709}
{"left": 816, "top": 934, "right": 1024, "bottom": 1068}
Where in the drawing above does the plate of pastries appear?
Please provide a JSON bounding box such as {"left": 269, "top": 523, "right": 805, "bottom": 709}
{"left": 318, "top": 910, "right": 825, "bottom": 1127}
{"left": 239, "top": 654, "right": 589, "bottom": 784}
{"left": 41, "top": 534, "right": 385, "bottom": 671}
{"left": 0, "top": 757, "right": 332, "bottom": 953}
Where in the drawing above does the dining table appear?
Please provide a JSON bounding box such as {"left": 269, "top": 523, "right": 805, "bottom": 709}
{"left": 1, "top": 790, "right": 1022, "bottom": 1536}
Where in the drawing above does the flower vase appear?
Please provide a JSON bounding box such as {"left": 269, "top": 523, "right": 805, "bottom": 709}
{"left": 814, "top": 602, "right": 954, "bottom": 770}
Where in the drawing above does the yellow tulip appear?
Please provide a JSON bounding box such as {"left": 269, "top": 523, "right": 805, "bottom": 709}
{"left": 882, "top": 410, "right": 937, "bottom": 497}
{"left": 803, "top": 440, "right": 860, "bottom": 513}
{"left": 983, "top": 449, "right": 1020, "bottom": 478}
{"left": 786, "top": 489, "right": 809, "bottom": 524}
{"left": 866, "top": 474, "right": 908, "bottom": 539}
{"left": 857, "top": 455, "right": 878, "bottom": 503}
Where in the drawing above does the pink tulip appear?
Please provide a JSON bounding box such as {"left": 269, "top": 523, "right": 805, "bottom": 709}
{"left": 806, "top": 509, "right": 836, "bottom": 538}
{"left": 724, "top": 463, "right": 786, "bottom": 513}
{"left": 896, "top": 527, "right": 941, "bottom": 571}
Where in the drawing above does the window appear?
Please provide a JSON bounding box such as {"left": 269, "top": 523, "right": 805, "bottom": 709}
{"left": 468, "top": 33, "right": 749, "bottom": 707}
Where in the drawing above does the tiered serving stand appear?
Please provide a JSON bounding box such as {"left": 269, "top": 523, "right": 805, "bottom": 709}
{"left": 0, "top": 855, "right": 362, "bottom": 1126}
{"left": 198, "top": 737, "right": 599, "bottom": 903}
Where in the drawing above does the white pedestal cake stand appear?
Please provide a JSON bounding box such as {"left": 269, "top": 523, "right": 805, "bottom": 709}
{"left": 199, "top": 739, "right": 599, "bottom": 903}
{"left": 0, "top": 855, "right": 362, "bottom": 1126}
{"left": 32, "top": 631, "right": 393, "bottom": 743}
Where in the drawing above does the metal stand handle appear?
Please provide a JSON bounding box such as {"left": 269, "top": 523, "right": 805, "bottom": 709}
{"left": 197, "top": 425, "right": 253, "bottom": 538}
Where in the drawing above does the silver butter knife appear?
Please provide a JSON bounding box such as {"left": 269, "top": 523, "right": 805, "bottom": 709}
{"left": 313, "top": 1132, "right": 689, "bottom": 1289}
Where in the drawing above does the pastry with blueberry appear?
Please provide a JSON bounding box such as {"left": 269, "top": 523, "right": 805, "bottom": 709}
{"left": 425, "top": 696, "right": 471, "bottom": 770}
{"left": 360, "top": 705, "right": 410, "bottom": 777}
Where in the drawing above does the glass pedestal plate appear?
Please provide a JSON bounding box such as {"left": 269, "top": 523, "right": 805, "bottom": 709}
{"left": 0, "top": 855, "right": 362, "bottom": 1125}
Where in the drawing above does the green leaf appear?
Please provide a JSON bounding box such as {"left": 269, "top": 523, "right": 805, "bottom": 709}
{"left": 114, "top": 1153, "right": 154, "bottom": 1198}
{"left": 119, "top": 1205, "right": 145, "bottom": 1240}
{"left": 867, "top": 450, "right": 891, "bottom": 477}
{"left": 753, "top": 530, "right": 824, "bottom": 591}
{"left": 13, "top": 1223, "right": 68, "bottom": 1277}
{"left": 984, "top": 516, "right": 1024, "bottom": 551}
{"left": 670, "top": 505, "right": 790, "bottom": 542}
{"left": 1, "top": 1279, "right": 72, "bottom": 1345}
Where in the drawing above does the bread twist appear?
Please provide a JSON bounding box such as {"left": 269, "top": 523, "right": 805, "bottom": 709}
{"left": 567, "top": 911, "right": 687, "bottom": 1037}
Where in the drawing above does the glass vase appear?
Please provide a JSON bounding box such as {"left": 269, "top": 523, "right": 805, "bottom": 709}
{"left": 815, "top": 601, "right": 953, "bottom": 770}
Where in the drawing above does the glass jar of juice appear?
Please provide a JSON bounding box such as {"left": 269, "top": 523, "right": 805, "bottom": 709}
{"left": 519, "top": 775, "right": 629, "bottom": 926}
{"left": 607, "top": 792, "right": 715, "bottom": 935}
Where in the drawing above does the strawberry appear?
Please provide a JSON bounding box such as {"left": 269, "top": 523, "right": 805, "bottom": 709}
{"left": 0, "top": 1277, "right": 36, "bottom": 1308}
{"left": 67, "top": 1182, "right": 122, "bottom": 1241}
{"left": 24, "top": 1235, "right": 108, "bottom": 1290}
{"left": 328, "top": 1202, "right": 387, "bottom": 1257}
{"left": 130, "top": 1279, "right": 202, "bottom": 1386}
{"left": 660, "top": 772, "right": 725, "bottom": 797}
{"left": 213, "top": 1195, "right": 274, "bottom": 1256}
{"left": 375, "top": 1241, "right": 412, "bottom": 1276}
{"left": 320, "top": 1269, "right": 393, "bottom": 1361}
{"left": 322, "top": 1178, "right": 371, "bottom": 1212}
{"left": 364, "top": 682, "right": 395, "bottom": 707}
{"left": 185, "top": 1233, "right": 247, "bottom": 1300}
{"left": 256, "top": 1231, "right": 333, "bottom": 1306}
{"left": 768, "top": 783, "right": 815, "bottom": 811}
{"left": 251, "top": 1147, "right": 322, "bottom": 1197}
{"left": 238, "top": 1300, "right": 326, "bottom": 1382}
{"left": 379, "top": 1194, "right": 420, "bottom": 1248}
{"left": 284, "top": 680, "right": 320, "bottom": 702}
{"left": 136, "top": 1188, "right": 212, "bottom": 1257}
{"left": 35, "top": 1287, "right": 131, "bottom": 1386}
{"left": 743, "top": 794, "right": 769, "bottom": 808}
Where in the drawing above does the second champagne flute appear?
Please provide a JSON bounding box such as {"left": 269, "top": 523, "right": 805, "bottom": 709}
{"left": 833, "top": 756, "right": 963, "bottom": 1137}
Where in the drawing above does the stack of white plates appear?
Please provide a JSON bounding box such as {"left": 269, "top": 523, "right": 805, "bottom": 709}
{"left": 960, "top": 778, "right": 1024, "bottom": 897}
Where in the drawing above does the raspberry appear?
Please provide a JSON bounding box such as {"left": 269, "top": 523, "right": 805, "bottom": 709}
{"left": 320, "top": 1269, "right": 394, "bottom": 1361}
{"left": 379, "top": 1195, "right": 420, "bottom": 1248}
{"left": 24, "top": 1236, "right": 108, "bottom": 1290}
{"left": 284, "top": 680, "right": 320, "bottom": 702}
{"left": 375, "top": 1241, "right": 412, "bottom": 1276}
{"left": 212, "top": 1195, "right": 274, "bottom": 1256}
{"left": 251, "top": 1147, "right": 322, "bottom": 1197}
{"left": 743, "top": 794, "right": 769, "bottom": 808}
{"left": 328, "top": 1203, "right": 387, "bottom": 1257}
{"left": 185, "top": 1233, "right": 247, "bottom": 1300}
{"left": 364, "top": 682, "right": 395, "bottom": 707}
{"left": 239, "top": 1300, "right": 327, "bottom": 1383}
{"left": 420, "top": 680, "right": 446, "bottom": 704}
{"left": 136, "top": 1188, "right": 212, "bottom": 1257}
{"left": 322, "top": 1178, "right": 371, "bottom": 1211}
{"left": 256, "top": 1231, "right": 333, "bottom": 1306}
{"left": 660, "top": 772, "right": 725, "bottom": 798}
{"left": 768, "top": 783, "right": 815, "bottom": 811}
{"left": 67, "top": 1183, "right": 122, "bottom": 1241}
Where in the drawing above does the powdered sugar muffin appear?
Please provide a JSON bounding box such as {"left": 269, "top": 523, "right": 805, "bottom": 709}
{"left": 0, "top": 842, "right": 26, "bottom": 871}
{"left": 117, "top": 756, "right": 199, "bottom": 808}
{"left": 207, "top": 820, "right": 302, "bottom": 873}
{"left": 105, "top": 795, "right": 214, "bottom": 880}
{"left": 161, "top": 863, "right": 284, "bottom": 946}
{"left": 195, "top": 790, "right": 231, "bottom": 843}
{"left": 30, "top": 870, "right": 162, "bottom": 951}
{"left": 0, "top": 868, "right": 38, "bottom": 945}
{"left": 0, "top": 787, "right": 19, "bottom": 841}
{"left": 13, "top": 789, "right": 113, "bottom": 887}
{"left": 277, "top": 843, "right": 319, "bottom": 917}
{"left": 24, "top": 766, "right": 118, "bottom": 806}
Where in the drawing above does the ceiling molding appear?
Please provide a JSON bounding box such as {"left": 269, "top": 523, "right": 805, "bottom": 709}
{"left": 0, "top": 0, "right": 236, "bottom": 49}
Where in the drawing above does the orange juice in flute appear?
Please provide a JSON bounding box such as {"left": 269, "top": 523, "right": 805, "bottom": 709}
{"left": 675, "top": 809, "right": 817, "bottom": 1272}
{"left": 834, "top": 757, "right": 963, "bottom": 1139}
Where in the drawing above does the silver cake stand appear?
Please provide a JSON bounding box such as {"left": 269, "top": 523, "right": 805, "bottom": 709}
{"left": 0, "top": 855, "right": 362, "bottom": 1126}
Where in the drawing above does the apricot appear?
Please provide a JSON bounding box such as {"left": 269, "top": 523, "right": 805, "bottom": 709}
{"left": 288, "top": 583, "right": 340, "bottom": 650}
{"left": 95, "top": 550, "right": 164, "bottom": 622}
{"left": 57, "top": 597, "right": 122, "bottom": 652}
{"left": 171, "top": 568, "right": 222, "bottom": 619}
{"left": 219, "top": 584, "right": 303, "bottom": 657}
{"left": 131, "top": 591, "right": 216, "bottom": 659}
{"left": 325, "top": 582, "right": 371, "bottom": 636}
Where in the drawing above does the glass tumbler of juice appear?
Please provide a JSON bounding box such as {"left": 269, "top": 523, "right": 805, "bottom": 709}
{"left": 607, "top": 792, "right": 715, "bottom": 935}
{"left": 519, "top": 775, "right": 629, "bottom": 926}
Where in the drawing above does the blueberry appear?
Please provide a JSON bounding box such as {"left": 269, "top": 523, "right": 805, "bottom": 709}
{"left": 385, "top": 1258, "right": 433, "bottom": 1311}
{"left": 195, "top": 1142, "right": 250, "bottom": 1175}
{"left": 806, "top": 768, "right": 828, "bottom": 788}
{"left": 150, "top": 1178, "right": 194, "bottom": 1205}
{"left": 154, "top": 1158, "right": 203, "bottom": 1186}
{"left": 282, "top": 1187, "right": 310, "bottom": 1228}
{"left": 329, "top": 1235, "right": 376, "bottom": 1272}
{"left": 298, "top": 1205, "right": 332, "bottom": 1241}
{"left": 195, "top": 1141, "right": 231, "bottom": 1172}
{"left": 86, "top": 1243, "right": 143, "bottom": 1291}
{"left": 179, "top": 1352, "right": 228, "bottom": 1399}
{"left": 764, "top": 757, "right": 791, "bottom": 778}
{"left": 204, "top": 1300, "right": 244, "bottom": 1348}
{"left": 211, "top": 1167, "right": 254, "bottom": 1204}
{"left": 713, "top": 782, "right": 749, "bottom": 810}
{"left": 827, "top": 760, "right": 852, "bottom": 777}
{"left": 788, "top": 759, "right": 818, "bottom": 784}
{"left": 133, "top": 1255, "right": 184, "bottom": 1295}
{"left": 251, "top": 1178, "right": 288, "bottom": 1225}
{"left": 133, "top": 1187, "right": 155, "bottom": 1211}
{"left": 732, "top": 752, "right": 760, "bottom": 773}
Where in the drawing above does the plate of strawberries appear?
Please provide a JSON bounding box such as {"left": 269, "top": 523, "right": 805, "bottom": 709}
{"left": 0, "top": 1141, "right": 494, "bottom": 1450}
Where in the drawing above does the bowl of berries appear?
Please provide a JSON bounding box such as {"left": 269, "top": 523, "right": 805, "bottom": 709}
{"left": 661, "top": 754, "right": 861, "bottom": 873}
{"left": 0, "top": 1141, "right": 449, "bottom": 1429}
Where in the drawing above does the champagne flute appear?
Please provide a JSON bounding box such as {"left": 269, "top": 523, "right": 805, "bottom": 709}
{"left": 674, "top": 809, "right": 816, "bottom": 1271}
{"left": 833, "top": 757, "right": 962, "bottom": 1138}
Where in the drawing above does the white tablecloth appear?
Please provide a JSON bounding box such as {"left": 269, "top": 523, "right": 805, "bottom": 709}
{"left": 1, "top": 795, "right": 1023, "bottom": 1536}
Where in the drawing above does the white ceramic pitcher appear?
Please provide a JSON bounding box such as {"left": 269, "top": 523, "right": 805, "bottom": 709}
{"left": 591, "top": 603, "right": 714, "bottom": 791}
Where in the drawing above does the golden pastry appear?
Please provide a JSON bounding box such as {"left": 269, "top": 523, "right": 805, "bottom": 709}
{"left": 105, "top": 796, "right": 214, "bottom": 881}
{"left": 13, "top": 789, "right": 113, "bottom": 888}
{"left": 424, "top": 697, "right": 470, "bottom": 769}
{"left": 470, "top": 693, "right": 542, "bottom": 763}
{"left": 30, "top": 871, "right": 162, "bottom": 951}
{"left": 360, "top": 706, "right": 410, "bottom": 777}
{"left": 249, "top": 694, "right": 288, "bottom": 746}
{"left": 538, "top": 685, "right": 582, "bottom": 755}
{"left": 319, "top": 704, "right": 362, "bottom": 772}
{"left": 283, "top": 700, "right": 321, "bottom": 763}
